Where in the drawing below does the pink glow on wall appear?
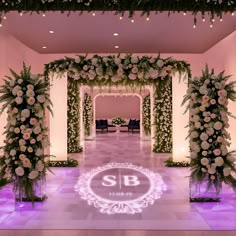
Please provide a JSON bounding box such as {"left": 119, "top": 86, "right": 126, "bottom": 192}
{"left": 95, "top": 95, "right": 140, "bottom": 119}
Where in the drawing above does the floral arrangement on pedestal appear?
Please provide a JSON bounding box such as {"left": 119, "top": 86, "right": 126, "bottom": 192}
{"left": 182, "top": 66, "right": 236, "bottom": 200}
{"left": 83, "top": 93, "right": 93, "bottom": 137}
{"left": 142, "top": 94, "right": 151, "bottom": 135}
{"left": 112, "top": 116, "right": 126, "bottom": 125}
{"left": 0, "top": 64, "right": 52, "bottom": 202}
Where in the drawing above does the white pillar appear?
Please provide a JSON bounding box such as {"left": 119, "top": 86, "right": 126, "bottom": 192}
{"left": 50, "top": 74, "right": 67, "bottom": 161}
{"left": 172, "top": 76, "right": 189, "bottom": 162}
{"left": 149, "top": 85, "right": 155, "bottom": 148}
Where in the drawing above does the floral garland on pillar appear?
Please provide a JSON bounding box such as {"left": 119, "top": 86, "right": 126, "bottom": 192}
{"left": 182, "top": 66, "right": 236, "bottom": 190}
{"left": 142, "top": 94, "right": 151, "bottom": 135}
{"left": 153, "top": 77, "right": 172, "bottom": 153}
{"left": 83, "top": 93, "right": 93, "bottom": 137}
{"left": 0, "top": 64, "right": 52, "bottom": 200}
{"left": 67, "top": 77, "right": 83, "bottom": 153}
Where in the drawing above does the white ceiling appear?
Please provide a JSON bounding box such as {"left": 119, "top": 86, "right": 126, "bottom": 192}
{"left": 2, "top": 11, "right": 236, "bottom": 54}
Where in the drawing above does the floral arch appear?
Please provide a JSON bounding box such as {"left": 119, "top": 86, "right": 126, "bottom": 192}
{"left": 44, "top": 53, "right": 191, "bottom": 154}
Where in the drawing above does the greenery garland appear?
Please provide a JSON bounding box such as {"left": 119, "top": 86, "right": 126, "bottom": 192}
{"left": 182, "top": 65, "right": 236, "bottom": 190}
{"left": 67, "top": 77, "right": 83, "bottom": 153}
{"left": 0, "top": 0, "right": 235, "bottom": 20}
{"left": 153, "top": 78, "right": 172, "bottom": 153}
{"left": 142, "top": 94, "right": 151, "bottom": 135}
{"left": 83, "top": 93, "right": 93, "bottom": 137}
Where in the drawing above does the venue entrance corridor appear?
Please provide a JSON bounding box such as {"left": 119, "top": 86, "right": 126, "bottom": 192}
{"left": 0, "top": 132, "right": 235, "bottom": 230}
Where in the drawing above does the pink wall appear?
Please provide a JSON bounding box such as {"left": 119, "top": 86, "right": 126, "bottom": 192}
{"left": 0, "top": 29, "right": 236, "bottom": 149}
{"left": 95, "top": 95, "right": 140, "bottom": 120}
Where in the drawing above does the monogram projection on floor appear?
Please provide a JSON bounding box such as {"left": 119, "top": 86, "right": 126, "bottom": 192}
{"left": 75, "top": 163, "right": 166, "bottom": 214}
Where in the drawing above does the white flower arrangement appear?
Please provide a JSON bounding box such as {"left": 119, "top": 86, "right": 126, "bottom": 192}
{"left": 45, "top": 54, "right": 191, "bottom": 85}
{"left": 112, "top": 117, "right": 126, "bottom": 125}
{"left": 182, "top": 65, "right": 236, "bottom": 190}
{"left": 83, "top": 93, "right": 93, "bottom": 137}
{"left": 0, "top": 64, "right": 52, "bottom": 200}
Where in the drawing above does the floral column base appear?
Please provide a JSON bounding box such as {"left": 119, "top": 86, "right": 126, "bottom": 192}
{"left": 14, "top": 175, "right": 47, "bottom": 210}
{"left": 189, "top": 178, "right": 221, "bottom": 202}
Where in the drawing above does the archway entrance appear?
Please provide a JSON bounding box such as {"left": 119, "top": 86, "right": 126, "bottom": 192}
{"left": 47, "top": 54, "right": 190, "bottom": 162}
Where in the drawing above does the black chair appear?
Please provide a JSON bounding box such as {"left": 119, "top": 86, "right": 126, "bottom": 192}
{"left": 128, "top": 119, "right": 140, "bottom": 133}
{"left": 96, "top": 119, "right": 108, "bottom": 133}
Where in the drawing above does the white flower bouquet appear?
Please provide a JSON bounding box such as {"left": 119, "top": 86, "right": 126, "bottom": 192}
{"left": 112, "top": 116, "right": 126, "bottom": 125}
{"left": 0, "top": 63, "right": 52, "bottom": 201}
{"left": 182, "top": 65, "right": 236, "bottom": 191}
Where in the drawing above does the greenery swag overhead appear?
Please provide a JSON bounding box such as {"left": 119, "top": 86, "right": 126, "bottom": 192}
{"left": 0, "top": 1, "right": 235, "bottom": 20}
{"left": 44, "top": 53, "right": 191, "bottom": 153}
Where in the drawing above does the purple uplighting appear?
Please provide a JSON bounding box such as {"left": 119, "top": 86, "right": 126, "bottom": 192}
{"left": 0, "top": 133, "right": 236, "bottom": 230}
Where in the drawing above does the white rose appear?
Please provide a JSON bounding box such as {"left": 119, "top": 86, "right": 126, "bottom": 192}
{"left": 75, "top": 57, "right": 81, "bottom": 64}
{"left": 35, "top": 149, "right": 43, "bottom": 156}
{"left": 33, "top": 126, "right": 41, "bottom": 135}
{"left": 15, "top": 97, "right": 23, "bottom": 104}
{"left": 28, "top": 170, "right": 39, "bottom": 180}
{"left": 14, "top": 127, "right": 20, "bottom": 134}
{"left": 15, "top": 167, "right": 24, "bottom": 176}
{"left": 215, "top": 156, "right": 224, "bottom": 167}
{"left": 16, "top": 90, "right": 23, "bottom": 97}
{"left": 10, "top": 149, "right": 17, "bottom": 156}
{"left": 131, "top": 56, "right": 139, "bottom": 64}
{"left": 200, "top": 133, "right": 208, "bottom": 141}
{"left": 202, "top": 151, "right": 208, "bottom": 156}
{"left": 19, "top": 139, "right": 26, "bottom": 146}
{"left": 201, "top": 141, "right": 210, "bottom": 150}
{"left": 200, "top": 158, "right": 209, "bottom": 166}
{"left": 37, "top": 95, "right": 46, "bottom": 103}
{"left": 194, "top": 122, "right": 201, "bottom": 129}
{"left": 199, "top": 86, "right": 207, "bottom": 94}
{"left": 128, "top": 73, "right": 136, "bottom": 80}
{"left": 213, "top": 121, "right": 223, "bottom": 130}
{"left": 36, "top": 160, "right": 44, "bottom": 172}
{"left": 21, "top": 109, "right": 30, "bottom": 118}
{"left": 223, "top": 167, "right": 231, "bottom": 176}
{"left": 208, "top": 167, "right": 216, "bottom": 175}
{"left": 26, "top": 90, "right": 35, "bottom": 97}
{"left": 17, "top": 79, "right": 23, "bottom": 84}
{"left": 27, "top": 84, "right": 34, "bottom": 90}
{"left": 156, "top": 59, "right": 164, "bottom": 68}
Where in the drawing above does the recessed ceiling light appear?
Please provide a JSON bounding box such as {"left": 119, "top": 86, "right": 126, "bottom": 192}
{"left": 49, "top": 30, "right": 54, "bottom": 34}
{"left": 113, "top": 33, "right": 119, "bottom": 36}
{"left": 42, "top": 13, "right": 46, "bottom": 17}
{"left": 42, "top": 46, "right": 47, "bottom": 49}
{"left": 115, "top": 46, "right": 119, "bottom": 49}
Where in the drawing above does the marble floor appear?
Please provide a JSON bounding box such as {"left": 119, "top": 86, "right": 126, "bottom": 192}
{"left": 0, "top": 133, "right": 235, "bottom": 236}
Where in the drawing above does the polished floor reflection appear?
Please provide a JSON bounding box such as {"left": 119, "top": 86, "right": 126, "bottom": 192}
{"left": 0, "top": 133, "right": 235, "bottom": 235}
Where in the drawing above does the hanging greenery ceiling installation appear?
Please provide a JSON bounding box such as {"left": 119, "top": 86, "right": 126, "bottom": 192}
{"left": 0, "top": 0, "right": 235, "bottom": 20}
{"left": 44, "top": 53, "right": 191, "bottom": 153}
{"left": 83, "top": 93, "right": 93, "bottom": 137}
{"left": 142, "top": 94, "right": 151, "bottom": 136}
{"left": 67, "top": 77, "right": 83, "bottom": 153}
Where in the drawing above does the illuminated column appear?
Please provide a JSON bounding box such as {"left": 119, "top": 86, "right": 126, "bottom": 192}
{"left": 172, "top": 76, "right": 189, "bottom": 162}
{"left": 50, "top": 74, "right": 67, "bottom": 161}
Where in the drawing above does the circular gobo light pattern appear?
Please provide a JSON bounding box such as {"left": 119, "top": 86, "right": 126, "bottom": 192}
{"left": 75, "top": 163, "right": 166, "bottom": 214}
